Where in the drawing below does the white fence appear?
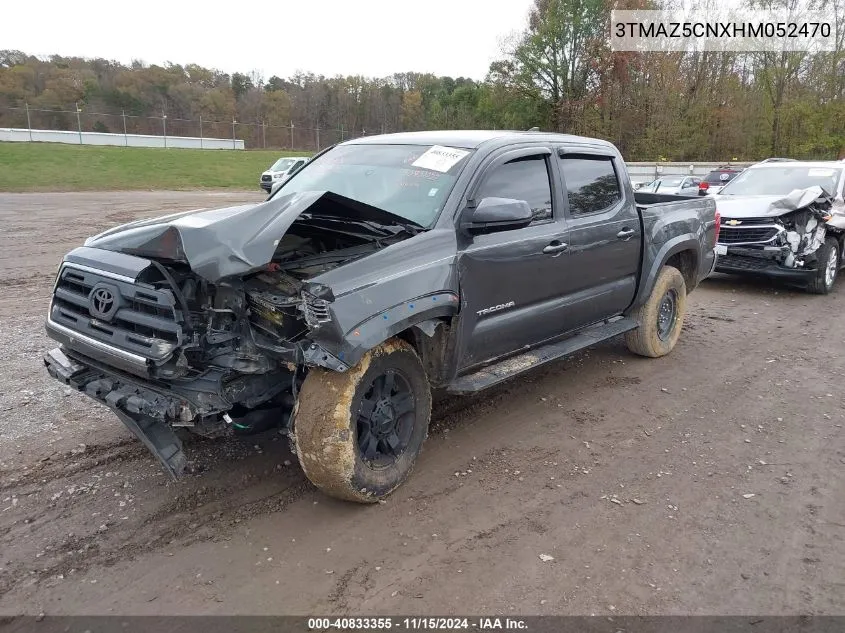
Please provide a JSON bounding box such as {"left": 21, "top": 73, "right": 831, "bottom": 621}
{"left": 0, "top": 127, "right": 244, "bottom": 150}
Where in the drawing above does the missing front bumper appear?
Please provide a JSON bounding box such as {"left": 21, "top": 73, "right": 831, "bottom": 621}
{"left": 44, "top": 347, "right": 193, "bottom": 478}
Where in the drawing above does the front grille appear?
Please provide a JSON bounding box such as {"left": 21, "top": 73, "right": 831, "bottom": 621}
{"left": 49, "top": 265, "right": 184, "bottom": 362}
{"left": 261, "top": 175, "right": 272, "bottom": 182}
{"left": 718, "top": 225, "right": 780, "bottom": 245}
{"left": 717, "top": 254, "right": 772, "bottom": 271}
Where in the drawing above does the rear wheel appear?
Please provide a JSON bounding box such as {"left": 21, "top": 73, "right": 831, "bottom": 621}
{"left": 292, "top": 339, "right": 431, "bottom": 503}
{"left": 807, "top": 237, "right": 839, "bottom": 295}
{"left": 626, "top": 265, "right": 687, "bottom": 358}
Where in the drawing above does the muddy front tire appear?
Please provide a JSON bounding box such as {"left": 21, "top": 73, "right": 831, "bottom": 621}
{"left": 625, "top": 265, "right": 687, "bottom": 358}
{"left": 807, "top": 237, "right": 839, "bottom": 295}
{"left": 292, "top": 339, "right": 432, "bottom": 503}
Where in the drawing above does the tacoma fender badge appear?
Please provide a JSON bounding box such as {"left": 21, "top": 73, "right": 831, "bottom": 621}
{"left": 477, "top": 301, "right": 516, "bottom": 317}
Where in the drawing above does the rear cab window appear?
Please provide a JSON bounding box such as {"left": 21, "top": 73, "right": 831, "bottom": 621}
{"left": 558, "top": 156, "right": 622, "bottom": 215}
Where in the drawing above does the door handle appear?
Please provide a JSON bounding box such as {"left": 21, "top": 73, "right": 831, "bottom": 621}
{"left": 617, "top": 228, "right": 636, "bottom": 240}
{"left": 543, "top": 241, "right": 568, "bottom": 255}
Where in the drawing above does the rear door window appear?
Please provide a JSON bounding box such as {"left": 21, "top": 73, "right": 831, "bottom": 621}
{"left": 559, "top": 156, "right": 622, "bottom": 215}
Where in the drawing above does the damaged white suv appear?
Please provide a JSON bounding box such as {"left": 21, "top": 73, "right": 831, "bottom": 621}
{"left": 713, "top": 161, "right": 845, "bottom": 294}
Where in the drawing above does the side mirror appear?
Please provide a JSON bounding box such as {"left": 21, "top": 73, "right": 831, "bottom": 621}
{"left": 461, "top": 197, "right": 533, "bottom": 234}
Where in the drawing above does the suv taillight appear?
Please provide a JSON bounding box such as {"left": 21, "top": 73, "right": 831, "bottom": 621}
{"left": 714, "top": 210, "right": 721, "bottom": 245}
{"left": 699, "top": 181, "right": 709, "bottom": 190}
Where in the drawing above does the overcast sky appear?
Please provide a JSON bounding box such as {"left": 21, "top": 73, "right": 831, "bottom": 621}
{"left": 5, "top": 0, "right": 534, "bottom": 80}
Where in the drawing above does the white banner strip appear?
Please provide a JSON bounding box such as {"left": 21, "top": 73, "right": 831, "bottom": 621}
{"left": 610, "top": 10, "right": 836, "bottom": 52}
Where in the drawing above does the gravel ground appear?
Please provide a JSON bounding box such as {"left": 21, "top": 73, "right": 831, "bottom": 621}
{"left": 0, "top": 191, "right": 842, "bottom": 616}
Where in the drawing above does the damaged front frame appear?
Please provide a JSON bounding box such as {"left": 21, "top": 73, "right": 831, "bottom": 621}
{"left": 726, "top": 186, "right": 838, "bottom": 271}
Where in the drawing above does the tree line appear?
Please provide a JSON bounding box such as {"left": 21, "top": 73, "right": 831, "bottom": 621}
{"left": 1, "top": 0, "right": 843, "bottom": 159}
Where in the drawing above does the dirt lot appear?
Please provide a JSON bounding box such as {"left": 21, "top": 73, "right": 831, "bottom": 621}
{"left": 0, "top": 191, "right": 843, "bottom": 616}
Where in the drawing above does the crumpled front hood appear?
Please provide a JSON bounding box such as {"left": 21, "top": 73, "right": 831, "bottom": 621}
{"left": 84, "top": 191, "right": 415, "bottom": 282}
{"left": 714, "top": 187, "right": 832, "bottom": 219}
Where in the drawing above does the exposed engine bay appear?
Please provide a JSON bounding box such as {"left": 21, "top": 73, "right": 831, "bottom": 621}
{"left": 774, "top": 199, "right": 831, "bottom": 269}
{"left": 145, "top": 212, "right": 409, "bottom": 377}
{"left": 44, "top": 193, "right": 420, "bottom": 468}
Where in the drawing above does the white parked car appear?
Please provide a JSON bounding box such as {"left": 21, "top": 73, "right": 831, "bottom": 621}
{"left": 260, "top": 156, "right": 308, "bottom": 193}
{"left": 638, "top": 176, "right": 701, "bottom": 196}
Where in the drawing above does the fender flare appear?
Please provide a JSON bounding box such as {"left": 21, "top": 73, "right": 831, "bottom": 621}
{"left": 634, "top": 236, "right": 701, "bottom": 306}
{"left": 311, "top": 292, "right": 460, "bottom": 370}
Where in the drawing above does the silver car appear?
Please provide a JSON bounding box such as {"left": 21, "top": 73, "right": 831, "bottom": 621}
{"left": 638, "top": 176, "right": 701, "bottom": 196}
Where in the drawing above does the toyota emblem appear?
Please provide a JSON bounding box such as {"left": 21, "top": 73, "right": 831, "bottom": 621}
{"left": 89, "top": 286, "right": 118, "bottom": 320}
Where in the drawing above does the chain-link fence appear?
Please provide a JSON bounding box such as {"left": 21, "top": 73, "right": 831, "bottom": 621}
{"left": 0, "top": 104, "right": 378, "bottom": 151}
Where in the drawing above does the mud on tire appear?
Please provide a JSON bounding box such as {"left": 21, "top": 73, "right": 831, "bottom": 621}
{"left": 625, "top": 265, "right": 687, "bottom": 358}
{"left": 292, "top": 338, "right": 432, "bottom": 503}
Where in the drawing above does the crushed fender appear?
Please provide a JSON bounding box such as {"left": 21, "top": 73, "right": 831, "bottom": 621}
{"left": 774, "top": 187, "right": 834, "bottom": 269}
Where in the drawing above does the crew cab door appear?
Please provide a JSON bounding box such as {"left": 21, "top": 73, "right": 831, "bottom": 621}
{"left": 555, "top": 148, "right": 641, "bottom": 326}
{"left": 454, "top": 146, "right": 571, "bottom": 370}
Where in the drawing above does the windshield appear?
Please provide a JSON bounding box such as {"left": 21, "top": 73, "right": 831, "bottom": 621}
{"left": 270, "top": 143, "right": 473, "bottom": 226}
{"left": 720, "top": 165, "right": 843, "bottom": 196}
{"left": 704, "top": 171, "right": 737, "bottom": 184}
{"left": 270, "top": 158, "right": 297, "bottom": 172}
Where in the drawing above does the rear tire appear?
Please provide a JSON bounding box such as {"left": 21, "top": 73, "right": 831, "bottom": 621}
{"left": 807, "top": 237, "right": 839, "bottom": 295}
{"left": 626, "top": 265, "right": 687, "bottom": 358}
{"left": 292, "top": 339, "right": 431, "bottom": 503}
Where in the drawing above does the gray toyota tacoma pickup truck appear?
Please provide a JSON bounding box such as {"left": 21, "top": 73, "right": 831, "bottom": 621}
{"left": 44, "top": 130, "right": 717, "bottom": 503}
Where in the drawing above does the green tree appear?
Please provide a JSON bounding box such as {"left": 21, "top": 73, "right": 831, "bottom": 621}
{"left": 491, "top": 0, "right": 607, "bottom": 131}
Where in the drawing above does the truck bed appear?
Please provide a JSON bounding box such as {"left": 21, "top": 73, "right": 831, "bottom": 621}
{"left": 634, "top": 191, "right": 702, "bottom": 209}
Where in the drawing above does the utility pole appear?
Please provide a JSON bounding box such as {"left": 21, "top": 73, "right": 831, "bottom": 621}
{"left": 290, "top": 120, "right": 295, "bottom": 149}
{"left": 232, "top": 118, "right": 237, "bottom": 149}
{"left": 122, "top": 109, "right": 128, "bottom": 146}
{"left": 162, "top": 111, "right": 167, "bottom": 149}
{"left": 262, "top": 120, "right": 266, "bottom": 149}
{"left": 75, "top": 102, "right": 83, "bottom": 145}
{"left": 316, "top": 127, "right": 320, "bottom": 151}
{"left": 199, "top": 115, "right": 204, "bottom": 149}
{"left": 25, "top": 102, "right": 32, "bottom": 141}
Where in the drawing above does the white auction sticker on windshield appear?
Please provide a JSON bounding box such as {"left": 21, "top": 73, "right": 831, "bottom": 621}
{"left": 808, "top": 168, "right": 835, "bottom": 177}
{"left": 412, "top": 145, "right": 470, "bottom": 173}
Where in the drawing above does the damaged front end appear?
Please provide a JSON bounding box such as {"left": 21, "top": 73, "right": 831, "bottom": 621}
{"left": 715, "top": 187, "right": 840, "bottom": 279}
{"left": 44, "top": 191, "right": 421, "bottom": 477}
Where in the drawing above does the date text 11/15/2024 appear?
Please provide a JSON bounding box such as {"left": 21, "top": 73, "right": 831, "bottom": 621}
{"left": 306, "top": 617, "right": 528, "bottom": 630}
